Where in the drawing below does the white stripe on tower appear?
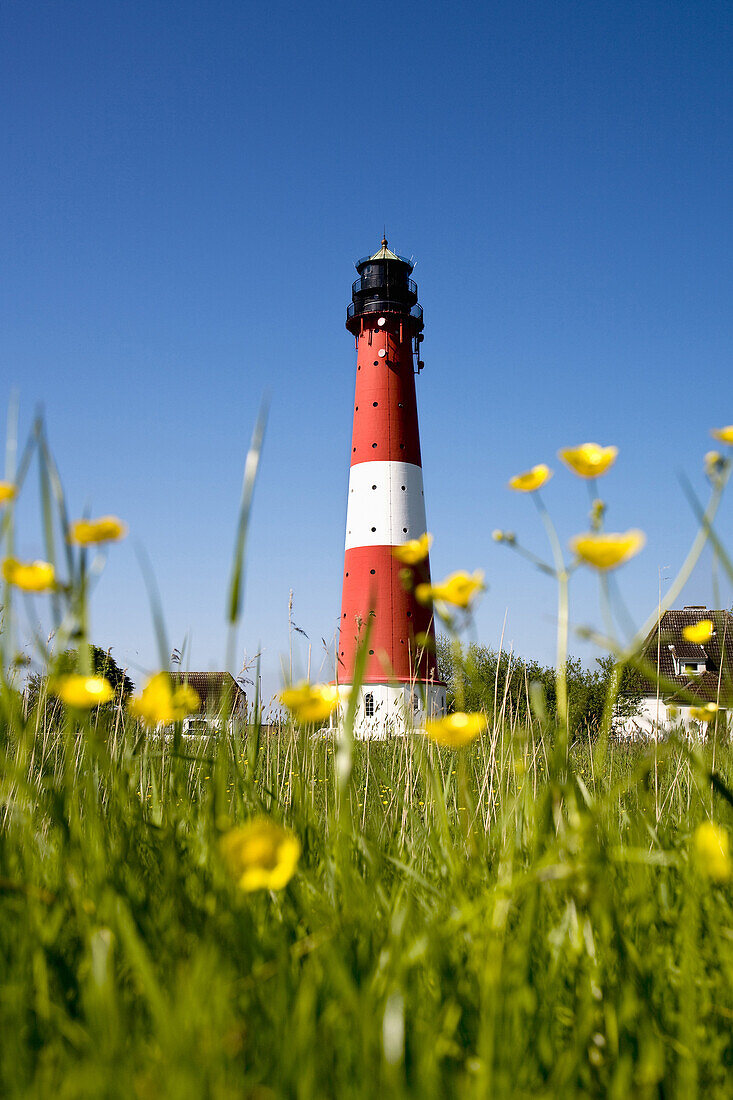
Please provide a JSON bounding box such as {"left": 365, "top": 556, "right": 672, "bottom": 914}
{"left": 344, "top": 460, "right": 426, "bottom": 551}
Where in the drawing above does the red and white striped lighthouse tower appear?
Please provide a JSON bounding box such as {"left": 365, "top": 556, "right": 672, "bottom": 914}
{"left": 338, "top": 239, "right": 445, "bottom": 736}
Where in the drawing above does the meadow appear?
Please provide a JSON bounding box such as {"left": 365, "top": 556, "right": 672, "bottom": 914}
{"left": 1, "top": 419, "right": 733, "bottom": 1097}
{"left": 1, "top": 706, "right": 733, "bottom": 1099}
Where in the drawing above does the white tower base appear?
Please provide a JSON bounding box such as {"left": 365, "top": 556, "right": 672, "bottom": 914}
{"left": 333, "top": 682, "right": 446, "bottom": 740}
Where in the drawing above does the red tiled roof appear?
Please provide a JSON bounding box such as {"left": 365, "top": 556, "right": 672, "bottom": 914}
{"left": 636, "top": 607, "right": 733, "bottom": 705}
{"left": 169, "top": 672, "right": 247, "bottom": 715}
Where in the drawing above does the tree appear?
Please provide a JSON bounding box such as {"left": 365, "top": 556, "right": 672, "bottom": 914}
{"left": 25, "top": 644, "right": 133, "bottom": 718}
{"left": 436, "top": 636, "right": 643, "bottom": 737}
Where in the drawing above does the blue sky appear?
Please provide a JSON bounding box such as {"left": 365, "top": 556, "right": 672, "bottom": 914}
{"left": 2, "top": 0, "right": 732, "bottom": 702}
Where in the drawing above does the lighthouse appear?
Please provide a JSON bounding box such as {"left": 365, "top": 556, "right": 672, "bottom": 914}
{"left": 338, "top": 239, "right": 445, "bottom": 737}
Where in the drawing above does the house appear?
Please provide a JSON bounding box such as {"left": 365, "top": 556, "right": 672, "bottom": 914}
{"left": 617, "top": 606, "right": 733, "bottom": 739}
{"left": 169, "top": 672, "right": 247, "bottom": 736}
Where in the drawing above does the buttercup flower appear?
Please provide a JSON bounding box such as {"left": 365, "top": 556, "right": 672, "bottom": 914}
{"left": 392, "top": 532, "right": 433, "bottom": 565}
{"left": 68, "top": 516, "right": 128, "bottom": 545}
{"left": 693, "top": 821, "right": 731, "bottom": 881}
{"left": 689, "top": 703, "right": 718, "bottom": 723}
{"left": 492, "top": 530, "right": 516, "bottom": 544}
{"left": 280, "top": 681, "right": 340, "bottom": 723}
{"left": 2, "top": 558, "right": 55, "bottom": 592}
{"left": 425, "top": 712, "right": 487, "bottom": 748}
{"left": 711, "top": 426, "right": 733, "bottom": 445}
{"left": 52, "top": 675, "right": 114, "bottom": 708}
{"left": 704, "top": 450, "right": 725, "bottom": 477}
{"left": 128, "top": 672, "right": 199, "bottom": 726}
{"left": 508, "top": 464, "right": 552, "bottom": 492}
{"left": 683, "top": 620, "right": 713, "bottom": 644}
{"left": 569, "top": 530, "right": 645, "bottom": 570}
{"left": 0, "top": 481, "right": 16, "bottom": 505}
{"left": 220, "top": 817, "right": 301, "bottom": 892}
{"left": 558, "top": 443, "right": 618, "bottom": 479}
{"left": 415, "top": 570, "right": 485, "bottom": 609}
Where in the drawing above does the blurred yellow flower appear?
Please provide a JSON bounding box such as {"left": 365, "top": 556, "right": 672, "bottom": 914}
{"left": 507, "top": 464, "right": 552, "bottom": 492}
{"left": 704, "top": 450, "right": 724, "bottom": 473}
{"left": 425, "top": 712, "right": 487, "bottom": 748}
{"left": 558, "top": 443, "right": 618, "bottom": 478}
{"left": 392, "top": 532, "right": 433, "bottom": 565}
{"left": 220, "top": 817, "right": 301, "bottom": 892}
{"left": 52, "top": 674, "right": 114, "bottom": 708}
{"left": 128, "top": 672, "right": 199, "bottom": 726}
{"left": 415, "top": 570, "right": 485, "bottom": 609}
{"left": 711, "top": 426, "right": 733, "bottom": 445}
{"left": 279, "top": 681, "right": 340, "bottom": 723}
{"left": 68, "top": 516, "right": 128, "bottom": 545}
{"left": 0, "top": 481, "right": 16, "bottom": 505}
{"left": 682, "top": 620, "right": 713, "bottom": 644}
{"left": 2, "top": 558, "right": 55, "bottom": 592}
{"left": 693, "top": 821, "right": 731, "bottom": 881}
{"left": 569, "top": 530, "right": 645, "bottom": 570}
{"left": 689, "top": 703, "right": 718, "bottom": 723}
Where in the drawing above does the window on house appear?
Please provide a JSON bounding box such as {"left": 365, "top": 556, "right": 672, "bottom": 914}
{"left": 364, "top": 692, "right": 375, "bottom": 717}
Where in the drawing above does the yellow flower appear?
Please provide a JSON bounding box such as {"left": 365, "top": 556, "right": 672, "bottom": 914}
{"left": 507, "top": 464, "right": 552, "bottom": 492}
{"left": 0, "top": 481, "right": 16, "bottom": 505}
{"left": 558, "top": 443, "right": 618, "bottom": 478}
{"left": 693, "top": 822, "right": 731, "bottom": 881}
{"left": 689, "top": 703, "right": 718, "bottom": 723}
{"left": 392, "top": 532, "right": 433, "bottom": 565}
{"left": 424, "top": 712, "right": 487, "bottom": 748}
{"left": 279, "top": 681, "right": 340, "bottom": 723}
{"left": 704, "top": 450, "right": 724, "bottom": 474}
{"left": 128, "top": 672, "right": 200, "bottom": 726}
{"left": 569, "top": 530, "right": 645, "bottom": 570}
{"left": 415, "top": 570, "right": 485, "bottom": 609}
{"left": 2, "top": 558, "right": 55, "bottom": 592}
{"left": 219, "top": 817, "right": 301, "bottom": 892}
{"left": 52, "top": 675, "right": 114, "bottom": 708}
{"left": 682, "top": 620, "right": 713, "bottom": 644}
{"left": 711, "top": 426, "right": 733, "bottom": 445}
{"left": 68, "top": 516, "right": 128, "bottom": 545}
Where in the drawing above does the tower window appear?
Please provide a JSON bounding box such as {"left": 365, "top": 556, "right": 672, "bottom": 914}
{"left": 372, "top": 484, "right": 377, "bottom": 490}
{"left": 373, "top": 361, "right": 378, "bottom": 366}
{"left": 401, "top": 485, "right": 405, "bottom": 491}
{"left": 368, "top": 649, "right": 374, "bottom": 655}
{"left": 364, "top": 693, "right": 375, "bottom": 717}
{"left": 371, "top": 526, "right": 376, "bottom": 532}
{"left": 370, "top": 569, "right": 376, "bottom": 575}
{"left": 373, "top": 401, "right": 378, "bottom": 407}
{"left": 400, "top": 444, "right": 405, "bottom": 450}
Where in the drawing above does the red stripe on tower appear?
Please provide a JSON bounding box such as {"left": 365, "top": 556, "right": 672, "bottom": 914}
{"left": 338, "top": 239, "right": 445, "bottom": 736}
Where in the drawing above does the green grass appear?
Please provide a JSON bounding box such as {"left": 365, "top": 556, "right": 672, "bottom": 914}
{"left": 1, "top": 708, "right": 732, "bottom": 1099}
{"left": 3, "top": 409, "right": 733, "bottom": 1097}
